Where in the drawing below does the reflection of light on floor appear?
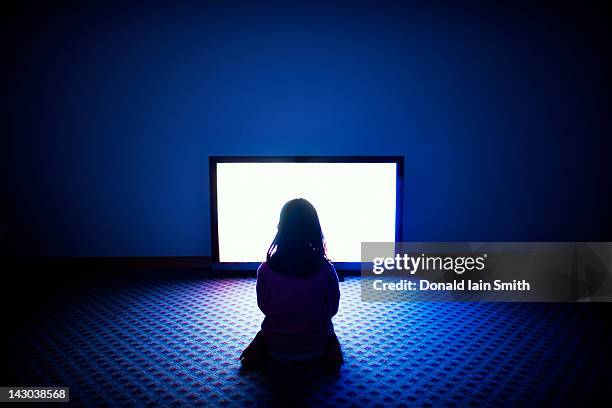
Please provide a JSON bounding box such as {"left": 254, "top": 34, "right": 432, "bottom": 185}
{"left": 7, "top": 277, "right": 608, "bottom": 407}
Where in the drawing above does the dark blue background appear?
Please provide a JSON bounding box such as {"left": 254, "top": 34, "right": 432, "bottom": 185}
{"left": 3, "top": 1, "right": 610, "bottom": 256}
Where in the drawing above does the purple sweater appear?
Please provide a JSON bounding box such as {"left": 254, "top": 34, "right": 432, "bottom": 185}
{"left": 256, "top": 261, "right": 340, "bottom": 356}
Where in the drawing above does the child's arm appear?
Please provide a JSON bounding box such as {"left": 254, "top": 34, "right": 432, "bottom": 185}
{"left": 326, "top": 264, "right": 341, "bottom": 318}
{"left": 256, "top": 264, "right": 271, "bottom": 316}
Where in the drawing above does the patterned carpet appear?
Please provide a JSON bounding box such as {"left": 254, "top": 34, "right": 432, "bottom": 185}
{"left": 4, "top": 276, "right": 610, "bottom": 407}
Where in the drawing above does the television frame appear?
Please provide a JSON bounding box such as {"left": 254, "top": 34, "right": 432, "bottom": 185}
{"left": 209, "top": 155, "right": 404, "bottom": 270}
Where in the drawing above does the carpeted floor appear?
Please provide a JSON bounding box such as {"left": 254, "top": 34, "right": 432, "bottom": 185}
{"left": 5, "top": 276, "right": 610, "bottom": 407}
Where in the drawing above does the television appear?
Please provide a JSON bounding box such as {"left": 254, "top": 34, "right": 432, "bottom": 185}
{"left": 209, "top": 156, "right": 404, "bottom": 269}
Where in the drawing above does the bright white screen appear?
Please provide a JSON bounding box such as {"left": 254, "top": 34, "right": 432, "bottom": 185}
{"left": 215, "top": 162, "right": 397, "bottom": 262}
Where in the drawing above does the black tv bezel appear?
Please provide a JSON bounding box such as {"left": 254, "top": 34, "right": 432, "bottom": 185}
{"left": 209, "top": 155, "right": 404, "bottom": 270}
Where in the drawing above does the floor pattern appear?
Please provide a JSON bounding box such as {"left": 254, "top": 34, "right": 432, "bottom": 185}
{"left": 5, "top": 276, "right": 610, "bottom": 407}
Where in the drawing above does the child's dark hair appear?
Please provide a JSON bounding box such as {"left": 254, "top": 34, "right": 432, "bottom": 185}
{"left": 266, "top": 198, "right": 329, "bottom": 277}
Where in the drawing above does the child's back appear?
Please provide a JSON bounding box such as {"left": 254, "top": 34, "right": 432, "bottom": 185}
{"left": 256, "top": 260, "right": 340, "bottom": 360}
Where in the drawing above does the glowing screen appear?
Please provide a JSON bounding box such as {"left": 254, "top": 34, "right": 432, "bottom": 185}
{"left": 215, "top": 162, "right": 397, "bottom": 262}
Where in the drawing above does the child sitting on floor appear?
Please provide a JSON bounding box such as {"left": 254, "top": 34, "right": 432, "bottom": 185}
{"left": 240, "top": 198, "right": 343, "bottom": 374}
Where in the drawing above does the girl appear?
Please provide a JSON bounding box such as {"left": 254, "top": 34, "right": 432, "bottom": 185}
{"left": 240, "top": 198, "right": 343, "bottom": 374}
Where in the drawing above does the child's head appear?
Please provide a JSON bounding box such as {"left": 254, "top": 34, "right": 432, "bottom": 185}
{"left": 266, "top": 198, "right": 328, "bottom": 277}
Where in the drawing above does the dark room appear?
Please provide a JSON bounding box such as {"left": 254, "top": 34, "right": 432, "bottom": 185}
{"left": 2, "top": 1, "right": 611, "bottom": 407}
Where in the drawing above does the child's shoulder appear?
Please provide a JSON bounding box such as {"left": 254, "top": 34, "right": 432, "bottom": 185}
{"left": 257, "top": 261, "right": 271, "bottom": 277}
{"left": 257, "top": 261, "right": 284, "bottom": 279}
{"left": 323, "top": 259, "right": 336, "bottom": 271}
{"left": 321, "top": 260, "right": 338, "bottom": 279}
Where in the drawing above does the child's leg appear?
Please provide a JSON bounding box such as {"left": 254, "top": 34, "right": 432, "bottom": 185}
{"left": 239, "top": 330, "right": 268, "bottom": 369}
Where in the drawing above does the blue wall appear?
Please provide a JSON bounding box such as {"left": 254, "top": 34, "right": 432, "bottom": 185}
{"left": 4, "top": 2, "right": 610, "bottom": 256}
